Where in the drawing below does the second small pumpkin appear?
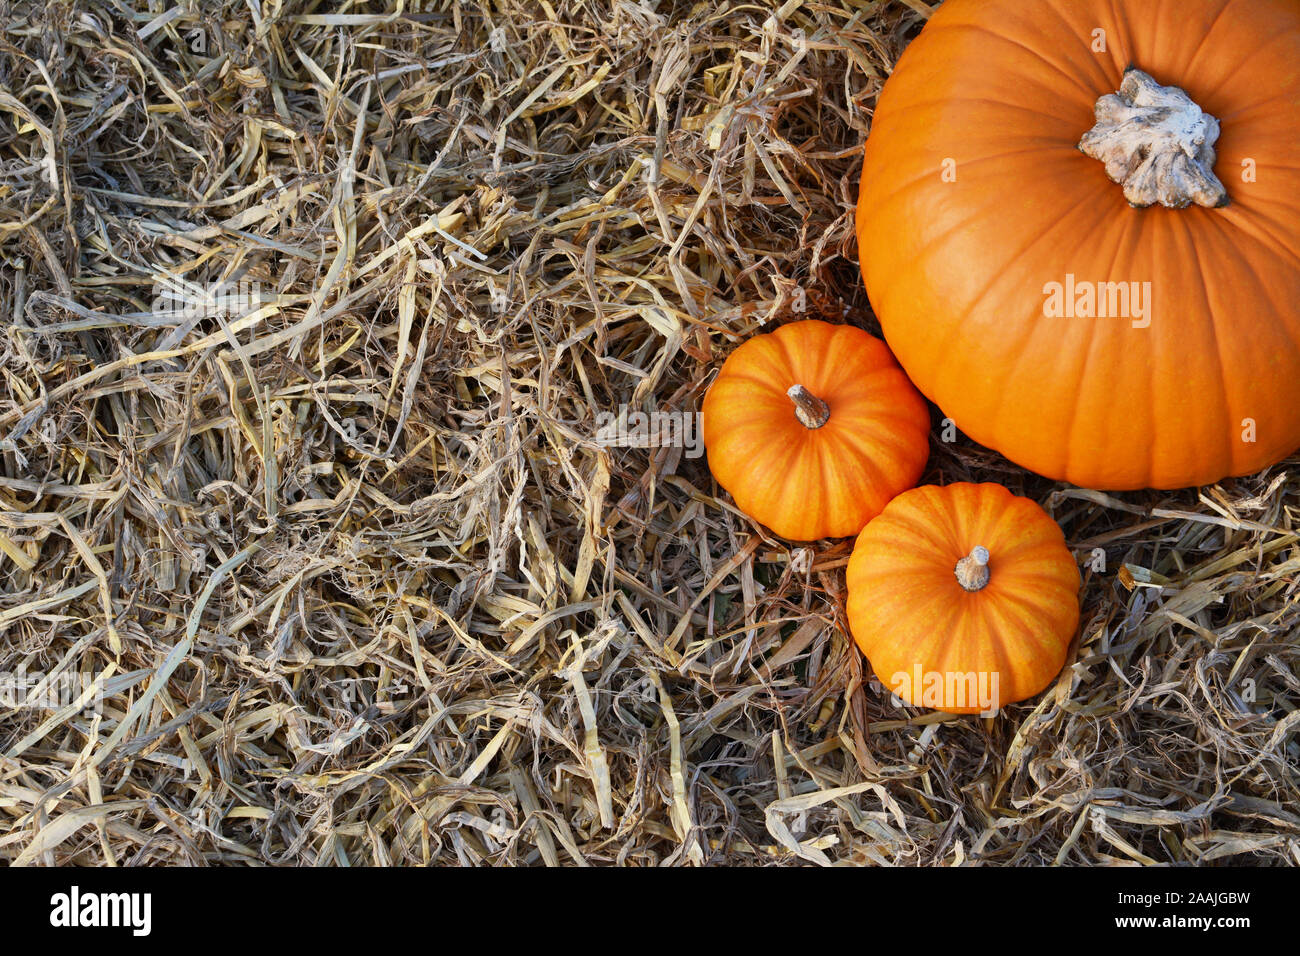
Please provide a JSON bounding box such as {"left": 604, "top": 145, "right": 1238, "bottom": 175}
{"left": 846, "top": 483, "right": 1081, "bottom": 714}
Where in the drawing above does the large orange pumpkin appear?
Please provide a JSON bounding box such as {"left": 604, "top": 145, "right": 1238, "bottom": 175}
{"left": 857, "top": 0, "right": 1300, "bottom": 490}
{"left": 701, "top": 320, "right": 930, "bottom": 541}
{"left": 846, "top": 483, "right": 1080, "bottom": 715}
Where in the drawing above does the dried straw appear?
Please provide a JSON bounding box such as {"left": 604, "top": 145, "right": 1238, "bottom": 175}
{"left": 0, "top": 0, "right": 1296, "bottom": 866}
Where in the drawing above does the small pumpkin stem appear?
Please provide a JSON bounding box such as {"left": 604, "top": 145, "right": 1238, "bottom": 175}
{"left": 955, "top": 545, "right": 990, "bottom": 592}
{"left": 1078, "top": 68, "right": 1228, "bottom": 209}
{"left": 787, "top": 384, "right": 830, "bottom": 429}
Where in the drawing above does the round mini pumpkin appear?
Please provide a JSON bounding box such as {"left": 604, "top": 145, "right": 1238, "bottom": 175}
{"left": 702, "top": 319, "right": 930, "bottom": 541}
{"left": 857, "top": 0, "right": 1300, "bottom": 490}
{"left": 846, "top": 483, "right": 1080, "bottom": 714}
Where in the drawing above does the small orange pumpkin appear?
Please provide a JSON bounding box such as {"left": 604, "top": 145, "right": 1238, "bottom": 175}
{"left": 846, "top": 483, "right": 1080, "bottom": 714}
{"left": 702, "top": 319, "right": 930, "bottom": 541}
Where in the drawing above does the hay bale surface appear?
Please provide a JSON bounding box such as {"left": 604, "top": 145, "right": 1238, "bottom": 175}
{"left": 0, "top": 0, "right": 1296, "bottom": 865}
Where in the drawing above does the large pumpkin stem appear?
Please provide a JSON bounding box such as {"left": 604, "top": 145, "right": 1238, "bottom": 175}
{"left": 955, "top": 545, "right": 990, "bottom": 592}
{"left": 1078, "top": 68, "right": 1228, "bottom": 209}
{"left": 787, "top": 384, "right": 830, "bottom": 429}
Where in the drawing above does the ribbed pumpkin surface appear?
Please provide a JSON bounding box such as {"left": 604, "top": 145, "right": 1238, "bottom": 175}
{"left": 857, "top": 0, "right": 1300, "bottom": 489}
{"left": 702, "top": 320, "right": 930, "bottom": 541}
{"left": 846, "top": 483, "right": 1080, "bottom": 714}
